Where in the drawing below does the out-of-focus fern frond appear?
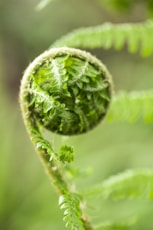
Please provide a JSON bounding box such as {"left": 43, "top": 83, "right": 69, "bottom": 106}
{"left": 51, "top": 20, "right": 153, "bottom": 57}
{"left": 82, "top": 169, "right": 153, "bottom": 200}
{"left": 107, "top": 90, "right": 153, "bottom": 123}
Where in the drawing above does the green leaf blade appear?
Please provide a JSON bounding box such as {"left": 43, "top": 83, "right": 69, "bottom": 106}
{"left": 51, "top": 20, "right": 153, "bottom": 57}
{"left": 82, "top": 169, "right": 153, "bottom": 200}
{"left": 107, "top": 90, "right": 153, "bottom": 123}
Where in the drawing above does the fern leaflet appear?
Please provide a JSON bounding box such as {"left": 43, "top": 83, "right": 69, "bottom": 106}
{"left": 82, "top": 169, "right": 153, "bottom": 200}
{"left": 59, "top": 193, "right": 84, "bottom": 230}
{"left": 51, "top": 20, "right": 153, "bottom": 57}
{"left": 107, "top": 90, "right": 153, "bottom": 123}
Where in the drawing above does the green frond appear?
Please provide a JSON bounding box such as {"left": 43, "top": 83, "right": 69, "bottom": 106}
{"left": 21, "top": 47, "right": 112, "bottom": 136}
{"left": 82, "top": 169, "right": 153, "bottom": 200}
{"left": 59, "top": 193, "right": 84, "bottom": 230}
{"left": 51, "top": 20, "right": 153, "bottom": 57}
{"left": 107, "top": 90, "right": 153, "bottom": 123}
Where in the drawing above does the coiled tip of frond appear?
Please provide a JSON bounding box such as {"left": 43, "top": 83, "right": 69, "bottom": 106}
{"left": 20, "top": 47, "right": 112, "bottom": 135}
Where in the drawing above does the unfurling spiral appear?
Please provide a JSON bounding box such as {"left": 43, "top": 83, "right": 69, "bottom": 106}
{"left": 20, "top": 47, "right": 112, "bottom": 135}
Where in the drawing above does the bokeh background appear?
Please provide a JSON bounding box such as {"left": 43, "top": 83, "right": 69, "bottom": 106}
{"left": 0, "top": 0, "right": 153, "bottom": 229}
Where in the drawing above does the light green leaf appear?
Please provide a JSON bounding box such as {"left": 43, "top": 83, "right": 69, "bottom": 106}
{"left": 107, "top": 90, "right": 153, "bottom": 123}
{"left": 51, "top": 20, "right": 153, "bottom": 57}
{"left": 82, "top": 169, "right": 153, "bottom": 200}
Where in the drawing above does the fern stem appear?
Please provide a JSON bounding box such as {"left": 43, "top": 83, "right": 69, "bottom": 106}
{"left": 20, "top": 98, "right": 94, "bottom": 230}
{"left": 20, "top": 107, "right": 68, "bottom": 194}
{"left": 19, "top": 47, "right": 112, "bottom": 230}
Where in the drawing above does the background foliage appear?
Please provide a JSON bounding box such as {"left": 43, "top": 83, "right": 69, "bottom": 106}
{"left": 0, "top": 0, "right": 153, "bottom": 229}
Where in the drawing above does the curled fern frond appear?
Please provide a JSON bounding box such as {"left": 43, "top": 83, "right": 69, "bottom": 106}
{"left": 82, "top": 169, "right": 153, "bottom": 200}
{"left": 20, "top": 47, "right": 112, "bottom": 136}
{"left": 51, "top": 20, "right": 153, "bottom": 56}
{"left": 107, "top": 90, "right": 153, "bottom": 123}
{"left": 20, "top": 46, "right": 111, "bottom": 229}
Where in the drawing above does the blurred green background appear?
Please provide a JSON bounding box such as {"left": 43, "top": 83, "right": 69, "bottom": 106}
{"left": 0, "top": 0, "right": 153, "bottom": 229}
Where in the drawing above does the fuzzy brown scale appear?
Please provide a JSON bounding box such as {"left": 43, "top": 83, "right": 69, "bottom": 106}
{"left": 20, "top": 47, "right": 112, "bottom": 135}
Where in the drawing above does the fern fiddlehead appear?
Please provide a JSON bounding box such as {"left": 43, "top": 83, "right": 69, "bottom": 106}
{"left": 19, "top": 47, "right": 112, "bottom": 229}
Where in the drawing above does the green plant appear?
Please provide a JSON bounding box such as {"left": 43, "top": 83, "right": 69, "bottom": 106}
{"left": 20, "top": 1, "right": 153, "bottom": 230}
